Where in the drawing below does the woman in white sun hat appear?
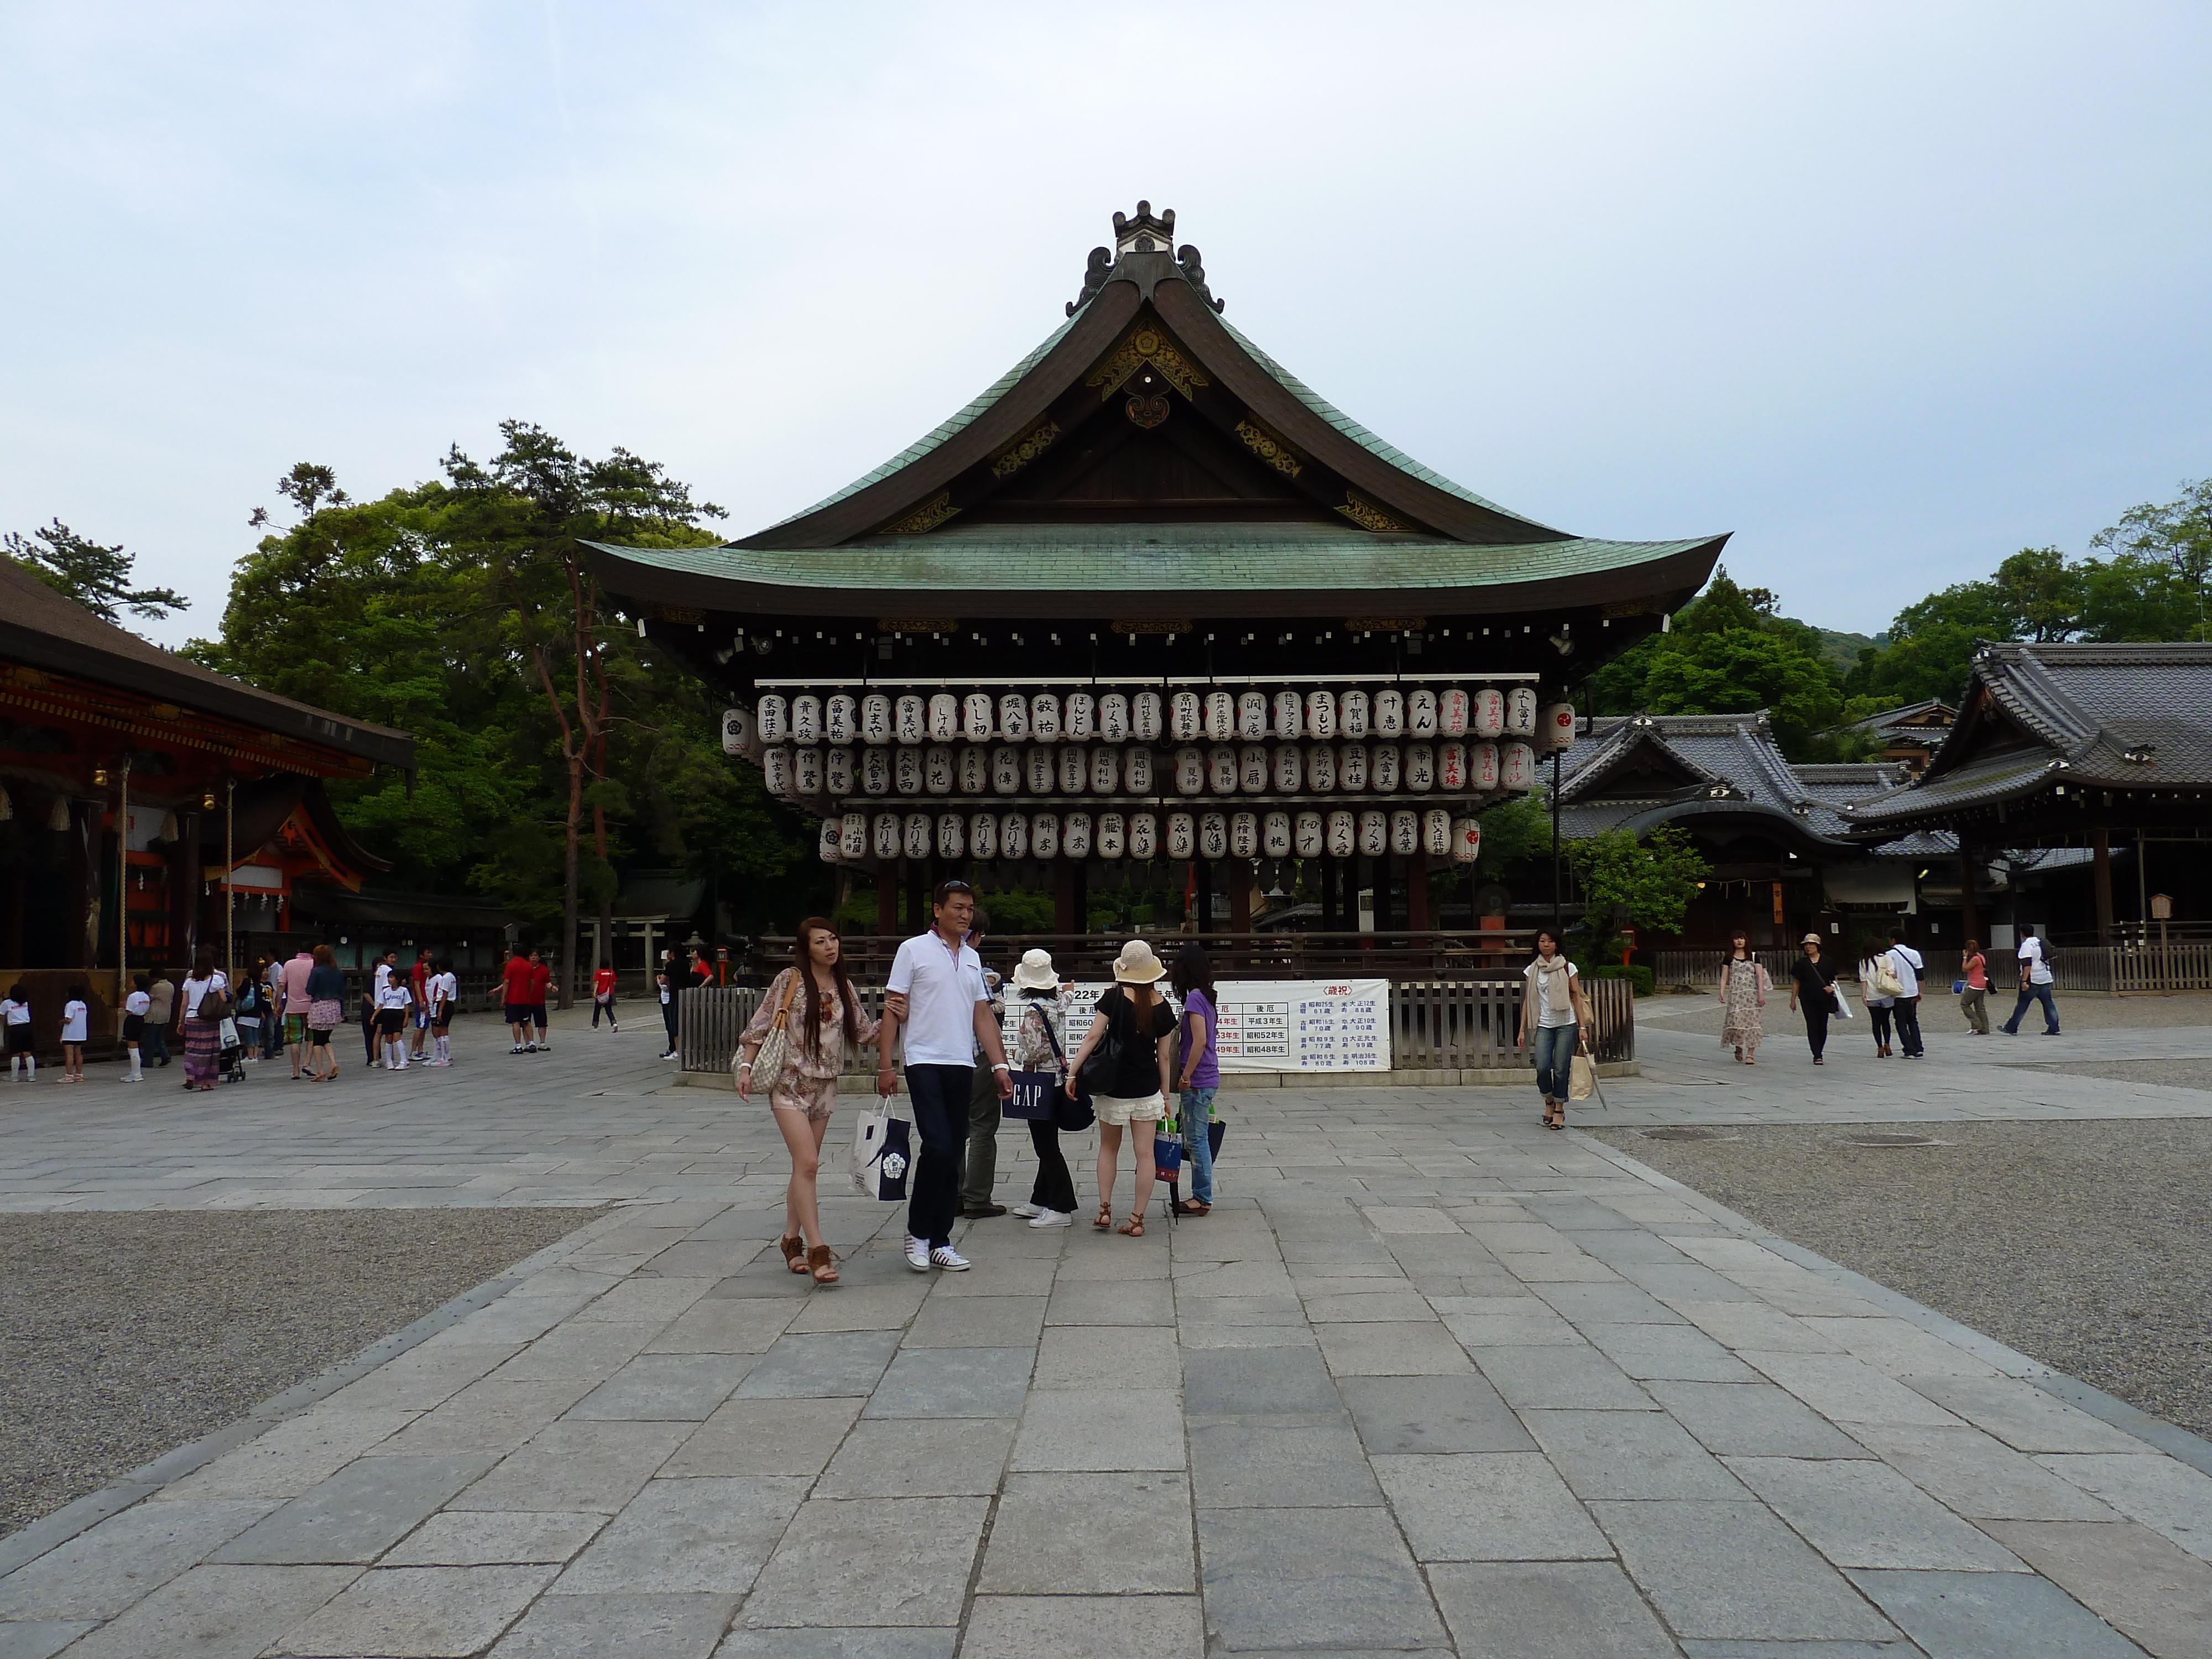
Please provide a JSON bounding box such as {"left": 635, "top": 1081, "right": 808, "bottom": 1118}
{"left": 1065, "top": 939, "right": 1178, "bottom": 1237}
{"left": 1006, "top": 948, "right": 1079, "bottom": 1228}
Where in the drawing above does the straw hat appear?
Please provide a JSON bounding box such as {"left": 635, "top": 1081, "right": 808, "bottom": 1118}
{"left": 1110, "top": 940, "right": 1168, "bottom": 984}
{"left": 1801, "top": 933, "right": 1822, "bottom": 946}
{"left": 1012, "top": 948, "right": 1059, "bottom": 991}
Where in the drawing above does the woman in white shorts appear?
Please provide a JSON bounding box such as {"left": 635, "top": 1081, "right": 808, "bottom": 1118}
{"left": 1065, "top": 940, "right": 1178, "bottom": 1238}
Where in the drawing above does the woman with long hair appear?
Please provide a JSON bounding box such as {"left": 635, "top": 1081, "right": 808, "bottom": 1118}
{"left": 1717, "top": 931, "right": 1772, "bottom": 1065}
{"left": 1065, "top": 940, "right": 1178, "bottom": 1237}
{"left": 1856, "top": 936, "right": 1896, "bottom": 1057}
{"left": 1169, "top": 942, "right": 1220, "bottom": 1216}
{"left": 1518, "top": 927, "right": 1591, "bottom": 1129}
{"left": 1959, "top": 938, "right": 1990, "bottom": 1035}
{"left": 738, "top": 917, "right": 880, "bottom": 1285}
{"left": 305, "top": 943, "right": 346, "bottom": 1082}
{"left": 179, "top": 946, "right": 229, "bottom": 1092}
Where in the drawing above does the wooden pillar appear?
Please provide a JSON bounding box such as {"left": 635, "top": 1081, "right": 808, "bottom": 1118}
{"left": 68, "top": 800, "right": 99, "bottom": 969}
{"left": 877, "top": 870, "right": 897, "bottom": 937}
{"left": 170, "top": 811, "right": 201, "bottom": 968}
{"left": 1407, "top": 859, "right": 1430, "bottom": 931}
{"left": 904, "top": 861, "right": 927, "bottom": 932}
{"left": 1228, "top": 869, "right": 1251, "bottom": 935}
{"left": 4, "top": 855, "right": 24, "bottom": 966}
{"left": 2092, "top": 828, "right": 2115, "bottom": 943}
{"left": 1959, "top": 846, "right": 1981, "bottom": 949}
{"left": 1054, "top": 861, "right": 1079, "bottom": 935}
{"left": 1374, "top": 854, "right": 1395, "bottom": 936}
{"left": 1193, "top": 859, "right": 1214, "bottom": 935}
{"left": 1318, "top": 858, "right": 1337, "bottom": 931}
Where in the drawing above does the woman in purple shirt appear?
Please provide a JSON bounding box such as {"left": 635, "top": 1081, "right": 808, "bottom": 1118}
{"left": 1171, "top": 943, "right": 1220, "bottom": 1216}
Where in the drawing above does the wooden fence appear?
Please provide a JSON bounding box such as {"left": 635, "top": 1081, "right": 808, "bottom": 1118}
{"left": 743, "top": 931, "right": 1542, "bottom": 985}
{"left": 1657, "top": 944, "right": 2212, "bottom": 996}
{"left": 678, "top": 976, "right": 1633, "bottom": 1077}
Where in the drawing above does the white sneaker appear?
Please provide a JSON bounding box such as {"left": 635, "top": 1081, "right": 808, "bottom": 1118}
{"left": 1028, "top": 1209, "right": 1073, "bottom": 1229}
{"left": 905, "top": 1235, "right": 932, "bottom": 1272}
{"left": 1010, "top": 1203, "right": 1043, "bottom": 1219}
{"left": 930, "top": 1246, "right": 972, "bottom": 1271}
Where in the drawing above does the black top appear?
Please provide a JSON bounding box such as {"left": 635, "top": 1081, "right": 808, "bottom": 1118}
{"left": 1789, "top": 956, "right": 1837, "bottom": 1000}
{"left": 1093, "top": 985, "right": 1178, "bottom": 1098}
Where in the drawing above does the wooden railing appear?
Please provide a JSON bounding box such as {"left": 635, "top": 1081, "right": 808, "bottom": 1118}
{"left": 1656, "top": 943, "right": 2212, "bottom": 995}
{"left": 744, "top": 930, "right": 1542, "bottom": 985}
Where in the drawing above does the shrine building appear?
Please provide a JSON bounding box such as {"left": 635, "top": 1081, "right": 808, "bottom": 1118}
{"left": 594, "top": 204, "right": 1727, "bottom": 950}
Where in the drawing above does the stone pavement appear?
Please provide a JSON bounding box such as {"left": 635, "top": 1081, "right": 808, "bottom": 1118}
{"left": 2, "top": 1012, "right": 2211, "bottom": 1656}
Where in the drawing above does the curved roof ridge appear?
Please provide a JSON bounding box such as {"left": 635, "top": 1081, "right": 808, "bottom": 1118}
{"left": 1987, "top": 644, "right": 2100, "bottom": 752}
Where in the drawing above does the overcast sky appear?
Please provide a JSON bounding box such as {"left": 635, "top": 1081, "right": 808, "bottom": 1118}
{"left": 3, "top": 2, "right": 2207, "bottom": 649}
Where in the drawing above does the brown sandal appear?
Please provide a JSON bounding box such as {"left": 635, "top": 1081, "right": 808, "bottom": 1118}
{"left": 779, "top": 1235, "right": 808, "bottom": 1274}
{"left": 1094, "top": 1205, "right": 1113, "bottom": 1232}
{"left": 1118, "top": 1215, "right": 1145, "bottom": 1238}
{"left": 807, "top": 1244, "right": 840, "bottom": 1285}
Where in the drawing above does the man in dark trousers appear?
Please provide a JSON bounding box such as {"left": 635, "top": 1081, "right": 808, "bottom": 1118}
{"left": 956, "top": 907, "right": 1009, "bottom": 1219}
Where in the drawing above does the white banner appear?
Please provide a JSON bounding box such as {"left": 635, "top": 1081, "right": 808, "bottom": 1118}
{"left": 1001, "top": 978, "right": 1391, "bottom": 1076}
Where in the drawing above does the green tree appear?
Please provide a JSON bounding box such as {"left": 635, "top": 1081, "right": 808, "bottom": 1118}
{"left": 1567, "top": 826, "right": 1709, "bottom": 960}
{"left": 4, "top": 519, "right": 189, "bottom": 625}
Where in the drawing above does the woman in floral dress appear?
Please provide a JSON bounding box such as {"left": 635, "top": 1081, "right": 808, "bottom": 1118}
{"left": 1718, "top": 931, "right": 1773, "bottom": 1065}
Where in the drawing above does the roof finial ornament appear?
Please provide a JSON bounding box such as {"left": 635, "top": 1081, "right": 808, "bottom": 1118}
{"left": 1066, "top": 246, "right": 1112, "bottom": 317}
{"left": 1112, "top": 200, "right": 1176, "bottom": 256}
{"left": 1177, "top": 244, "right": 1225, "bottom": 314}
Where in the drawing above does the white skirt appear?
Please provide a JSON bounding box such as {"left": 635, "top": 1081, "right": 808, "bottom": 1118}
{"left": 1092, "top": 1090, "right": 1165, "bottom": 1126}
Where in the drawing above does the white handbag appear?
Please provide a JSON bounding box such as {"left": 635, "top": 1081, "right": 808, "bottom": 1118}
{"left": 740, "top": 972, "right": 802, "bottom": 1088}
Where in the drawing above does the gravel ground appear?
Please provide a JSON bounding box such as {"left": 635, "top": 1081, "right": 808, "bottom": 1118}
{"left": 1640, "top": 989, "right": 2212, "bottom": 1038}
{"left": 1592, "top": 1119, "right": 2212, "bottom": 1439}
{"left": 0, "top": 1208, "right": 602, "bottom": 1536}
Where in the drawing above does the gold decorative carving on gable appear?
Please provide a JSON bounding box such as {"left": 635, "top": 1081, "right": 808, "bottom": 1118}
{"left": 878, "top": 616, "right": 958, "bottom": 632}
{"left": 1347, "top": 616, "right": 1427, "bottom": 632}
{"left": 1086, "top": 325, "right": 1208, "bottom": 401}
{"left": 1233, "top": 420, "right": 1302, "bottom": 478}
{"left": 1335, "top": 493, "right": 1413, "bottom": 534}
{"left": 654, "top": 604, "right": 706, "bottom": 625}
{"left": 990, "top": 420, "right": 1061, "bottom": 479}
{"left": 1601, "top": 599, "right": 1650, "bottom": 618}
{"left": 879, "top": 491, "right": 959, "bottom": 535}
{"left": 1111, "top": 618, "right": 1192, "bottom": 634}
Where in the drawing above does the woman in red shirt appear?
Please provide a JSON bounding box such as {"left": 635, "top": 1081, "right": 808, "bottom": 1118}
{"left": 593, "top": 961, "right": 619, "bottom": 1031}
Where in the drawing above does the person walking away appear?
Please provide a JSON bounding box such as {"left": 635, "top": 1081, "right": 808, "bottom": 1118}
{"left": 1171, "top": 942, "right": 1220, "bottom": 1215}
{"left": 121, "top": 974, "right": 151, "bottom": 1081}
{"left": 1960, "top": 940, "right": 1990, "bottom": 1034}
{"left": 1886, "top": 928, "right": 1926, "bottom": 1058}
{"left": 877, "top": 879, "right": 1015, "bottom": 1272}
{"left": 1858, "top": 939, "right": 1898, "bottom": 1056}
{"left": 280, "top": 948, "right": 314, "bottom": 1078}
{"left": 738, "top": 917, "right": 880, "bottom": 1285}
{"left": 1519, "top": 928, "right": 1591, "bottom": 1128}
{"left": 501, "top": 947, "right": 536, "bottom": 1052}
{"left": 262, "top": 956, "right": 285, "bottom": 1060}
{"left": 1005, "top": 949, "right": 1079, "bottom": 1229}
{"left": 959, "top": 907, "right": 1010, "bottom": 1220}
{"left": 60, "top": 985, "right": 90, "bottom": 1082}
{"left": 363, "top": 950, "right": 395, "bottom": 1068}
{"left": 592, "top": 960, "right": 620, "bottom": 1031}
{"left": 1717, "top": 932, "right": 1772, "bottom": 1065}
{"left": 233, "top": 968, "right": 264, "bottom": 1064}
{"left": 656, "top": 968, "right": 680, "bottom": 1059}
{"left": 1788, "top": 933, "right": 1838, "bottom": 1064}
{"left": 375, "top": 971, "right": 414, "bottom": 1069}
{"left": 3, "top": 984, "right": 34, "bottom": 1082}
{"left": 1065, "top": 940, "right": 1178, "bottom": 1235}
{"left": 408, "top": 950, "right": 433, "bottom": 1061}
{"left": 428, "top": 958, "right": 457, "bottom": 1065}
{"left": 144, "top": 971, "right": 175, "bottom": 1068}
{"left": 305, "top": 945, "right": 346, "bottom": 1081}
{"left": 180, "top": 948, "right": 229, "bottom": 1092}
{"left": 529, "top": 948, "right": 553, "bottom": 1051}
{"left": 2001, "top": 929, "right": 2062, "bottom": 1035}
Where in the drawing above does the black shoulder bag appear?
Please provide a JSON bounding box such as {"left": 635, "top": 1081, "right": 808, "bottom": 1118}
{"left": 1035, "top": 1006, "right": 1095, "bottom": 1133}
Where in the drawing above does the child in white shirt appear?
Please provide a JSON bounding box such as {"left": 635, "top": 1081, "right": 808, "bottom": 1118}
{"left": 3, "top": 984, "right": 34, "bottom": 1082}
{"left": 122, "top": 975, "right": 152, "bottom": 1081}
{"left": 61, "top": 985, "right": 91, "bottom": 1083}
{"left": 376, "top": 977, "right": 414, "bottom": 1071}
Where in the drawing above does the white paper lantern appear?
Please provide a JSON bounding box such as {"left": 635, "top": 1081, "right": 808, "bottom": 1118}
{"left": 1438, "top": 687, "right": 1468, "bottom": 738}
{"left": 1295, "top": 811, "right": 1324, "bottom": 857}
{"left": 1360, "top": 811, "right": 1387, "bottom": 857}
{"left": 896, "top": 695, "right": 926, "bottom": 745}
{"left": 1031, "top": 812, "right": 1060, "bottom": 860}
{"left": 1240, "top": 744, "right": 1270, "bottom": 793}
{"left": 1204, "top": 691, "right": 1235, "bottom": 741}
{"left": 826, "top": 695, "right": 857, "bottom": 745}
{"left": 903, "top": 812, "right": 931, "bottom": 860}
{"left": 1437, "top": 742, "right": 1467, "bottom": 792}
{"left": 1129, "top": 811, "right": 1159, "bottom": 860}
{"left": 722, "top": 705, "right": 756, "bottom": 759}
{"left": 1372, "top": 743, "right": 1401, "bottom": 792}
{"left": 873, "top": 812, "right": 900, "bottom": 860}
{"left": 1175, "top": 747, "right": 1206, "bottom": 795}
{"left": 1306, "top": 688, "right": 1337, "bottom": 740}
{"left": 1338, "top": 743, "right": 1369, "bottom": 791}
{"left": 1453, "top": 818, "right": 1483, "bottom": 863}
{"left": 791, "top": 695, "right": 822, "bottom": 745}
{"left": 1273, "top": 689, "right": 1304, "bottom": 740}
{"left": 1099, "top": 693, "right": 1129, "bottom": 743}
{"left": 963, "top": 692, "right": 994, "bottom": 743}
{"left": 928, "top": 693, "right": 959, "bottom": 741}
{"left": 1307, "top": 744, "right": 1337, "bottom": 793}
{"left": 969, "top": 812, "right": 998, "bottom": 861}
{"left": 842, "top": 811, "right": 868, "bottom": 860}
{"left": 826, "top": 747, "right": 854, "bottom": 796}
{"left": 1540, "top": 702, "right": 1577, "bottom": 753}
{"left": 1028, "top": 747, "right": 1055, "bottom": 794}
{"left": 1132, "top": 691, "right": 1162, "bottom": 742}
{"left": 1091, "top": 748, "right": 1120, "bottom": 794}
{"left": 1063, "top": 812, "right": 1092, "bottom": 859}
{"left": 925, "top": 745, "right": 954, "bottom": 794}
{"left": 1065, "top": 692, "right": 1096, "bottom": 742}
{"left": 1231, "top": 812, "right": 1259, "bottom": 859}
{"left": 1239, "top": 690, "right": 1269, "bottom": 740}
{"left": 1327, "top": 810, "right": 1356, "bottom": 858}
{"left": 763, "top": 747, "right": 793, "bottom": 797}
{"left": 993, "top": 747, "right": 1021, "bottom": 794}
{"left": 1424, "top": 807, "right": 1452, "bottom": 856}
{"left": 1125, "top": 746, "right": 1154, "bottom": 793}
{"left": 1097, "top": 812, "right": 1125, "bottom": 859}
{"left": 936, "top": 812, "right": 964, "bottom": 859}
{"left": 895, "top": 747, "right": 923, "bottom": 795}
{"left": 793, "top": 746, "right": 823, "bottom": 796}
{"left": 1171, "top": 691, "right": 1202, "bottom": 742}
{"left": 1274, "top": 745, "right": 1302, "bottom": 793}
{"left": 1030, "top": 693, "right": 1061, "bottom": 742}
{"left": 1474, "top": 687, "right": 1506, "bottom": 738}
{"left": 863, "top": 748, "right": 892, "bottom": 795}
{"left": 1167, "top": 812, "right": 1194, "bottom": 859}
{"left": 1502, "top": 741, "right": 1537, "bottom": 790}
{"left": 998, "top": 693, "right": 1030, "bottom": 743}
{"left": 818, "top": 818, "right": 843, "bottom": 863}
{"left": 1209, "top": 745, "right": 1238, "bottom": 794}
{"left": 1507, "top": 686, "right": 1539, "bottom": 736}
{"left": 1264, "top": 811, "right": 1292, "bottom": 857}
{"left": 1000, "top": 812, "right": 1029, "bottom": 861}
{"left": 862, "top": 693, "right": 893, "bottom": 745}
{"left": 1374, "top": 688, "right": 1405, "bottom": 737}
{"left": 1406, "top": 743, "right": 1435, "bottom": 792}
{"left": 757, "top": 695, "right": 788, "bottom": 743}
{"left": 1059, "top": 747, "right": 1087, "bottom": 794}
{"left": 1199, "top": 812, "right": 1228, "bottom": 859}
{"left": 958, "top": 746, "right": 987, "bottom": 795}
{"left": 1472, "top": 742, "right": 1500, "bottom": 791}
{"left": 1391, "top": 810, "right": 1420, "bottom": 855}
{"left": 1409, "top": 688, "right": 1438, "bottom": 738}
{"left": 1339, "top": 689, "right": 1370, "bottom": 738}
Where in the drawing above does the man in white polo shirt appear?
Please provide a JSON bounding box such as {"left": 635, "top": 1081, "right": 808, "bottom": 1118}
{"left": 879, "top": 880, "right": 1014, "bottom": 1272}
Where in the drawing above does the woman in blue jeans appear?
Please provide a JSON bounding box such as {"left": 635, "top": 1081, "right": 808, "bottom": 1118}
{"left": 1171, "top": 943, "right": 1220, "bottom": 1217}
{"left": 1519, "top": 929, "right": 1591, "bottom": 1130}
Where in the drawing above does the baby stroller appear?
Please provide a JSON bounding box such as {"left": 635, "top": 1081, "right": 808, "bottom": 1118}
{"left": 217, "top": 1014, "right": 248, "bottom": 1083}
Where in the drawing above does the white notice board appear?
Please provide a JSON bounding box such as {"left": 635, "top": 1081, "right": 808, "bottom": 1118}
{"left": 1003, "top": 978, "right": 1390, "bottom": 1076}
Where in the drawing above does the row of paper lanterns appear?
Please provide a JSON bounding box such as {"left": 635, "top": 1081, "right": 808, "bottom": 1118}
{"left": 816, "top": 807, "right": 1483, "bottom": 865}
{"left": 760, "top": 739, "right": 1541, "bottom": 800}
{"left": 737, "top": 686, "right": 1574, "bottom": 750}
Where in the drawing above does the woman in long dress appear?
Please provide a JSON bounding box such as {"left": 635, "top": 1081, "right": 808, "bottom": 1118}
{"left": 179, "top": 947, "right": 229, "bottom": 1092}
{"left": 1717, "top": 932, "right": 1772, "bottom": 1065}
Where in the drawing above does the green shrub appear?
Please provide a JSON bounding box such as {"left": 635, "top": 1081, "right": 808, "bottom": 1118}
{"left": 1589, "top": 963, "right": 1655, "bottom": 998}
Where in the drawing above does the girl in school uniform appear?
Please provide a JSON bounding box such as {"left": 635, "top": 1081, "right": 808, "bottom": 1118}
{"left": 3, "top": 984, "right": 34, "bottom": 1082}
{"left": 375, "top": 973, "right": 415, "bottom": 1070}
{"left": 61, "top": 985, "right": 91, "bottom": 1083}
{"left": 122, "top": 975, "right": 152, "bottom": 1081}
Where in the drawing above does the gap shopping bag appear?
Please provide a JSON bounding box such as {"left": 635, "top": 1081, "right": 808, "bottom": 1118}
{"left": 1005, "top": 1068, "right": 1058, "bottom": 1122}
{"left": 848, "top": 1102, "right": 914, "bottom": 1201}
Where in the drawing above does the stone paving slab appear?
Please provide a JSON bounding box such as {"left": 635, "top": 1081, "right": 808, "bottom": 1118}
{"left": 3, "top": 1009, "right": 2210, "bottom": 1654}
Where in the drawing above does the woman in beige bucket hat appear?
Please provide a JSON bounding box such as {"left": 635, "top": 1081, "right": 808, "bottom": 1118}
{"left": 1065, "top": 940, "right": 1178, "bottom": 1235}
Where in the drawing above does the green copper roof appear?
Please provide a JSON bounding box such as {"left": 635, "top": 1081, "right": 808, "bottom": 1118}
{"left": 592, "top": 521, "right": 1712, "bottom": 593}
